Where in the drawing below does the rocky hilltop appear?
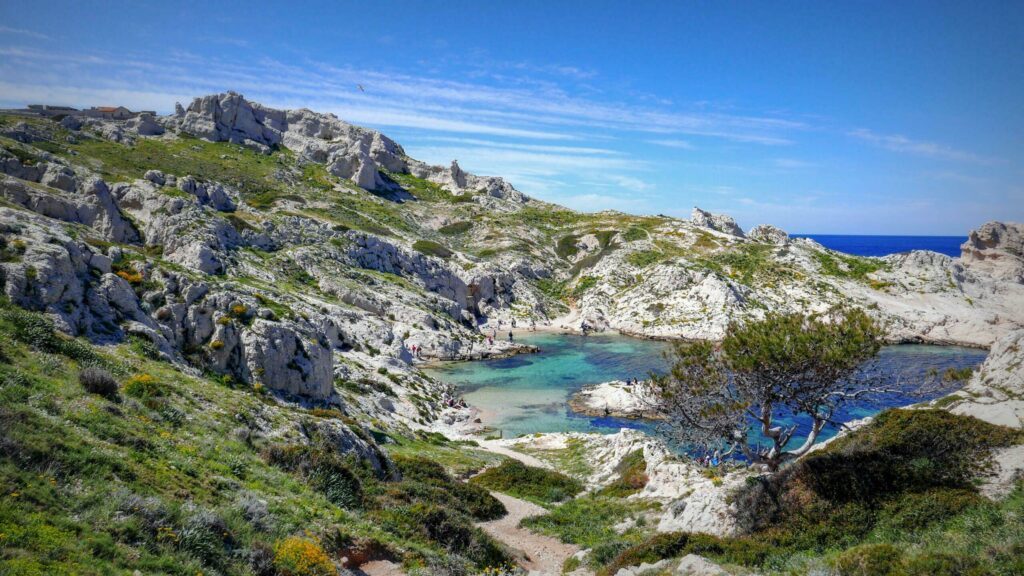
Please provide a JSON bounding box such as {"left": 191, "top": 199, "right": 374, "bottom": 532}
{"left": 1, "top": 92, "right": 1023, "bottom": 421}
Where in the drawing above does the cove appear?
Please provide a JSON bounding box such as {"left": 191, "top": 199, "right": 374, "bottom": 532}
{"left": 426, "top": 332, "right": 988, "bottom": 447}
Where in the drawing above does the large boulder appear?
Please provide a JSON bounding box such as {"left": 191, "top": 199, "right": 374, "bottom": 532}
{"left": 747, "top": 224, "right": 788, "bottom": 245}
{"left": 241, "top": 319, "right": 334, "bottom": 401}
{"left": 691, "top": 207, "right": 744, "bottom": 237}
{"left": 960, "top": 221, "right": 1024, "bottom": 283}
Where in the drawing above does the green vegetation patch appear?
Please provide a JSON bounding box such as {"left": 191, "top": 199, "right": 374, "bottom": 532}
{"left": 596, "top": 450, "right": 648, "bottom": 498}
{"left": 814, "top": 250, "right": 888, "bottom": 281}
{"left": 412, "top": 240, "right": 453, "bottom": 259}
{"left": 438, "top": 221, "right": 473, "bottom": 235}
{"left": 522, "top": 494, "right": 656, "bottom": 567}
{"left": 0, "top": 301, "right": 517, "bottom": 575}
{"left": 626, "top": 250, "right": 662, "bottom": 268}
{"left": 556, "top": 234, "right": 580, "bottom": 259}
{"left": 469, "top": 459, "right": 583, "bottom": 506}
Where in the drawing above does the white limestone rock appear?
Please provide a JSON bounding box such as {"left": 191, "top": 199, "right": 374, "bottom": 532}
{"left": 691, "top": 206, "right": 744, "bottom": 237}
{"left": 241, "top": 319, "right": 335, "bottom": 401}
{"left": 569, "top": 380, "right": 661, "bottom": 419}
{"left": 945, "top": 328, "right": 1024, "bottom": 428}
{"left": 960, "top": 221, "right": 1024, "bottom": 283}
{"left": 747, "top": 224, "right": 788, "bottom": 244}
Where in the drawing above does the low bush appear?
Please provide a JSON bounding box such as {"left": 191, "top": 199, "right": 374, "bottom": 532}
{"left": 555, "top": 234, "right": 580, "bottom": 259}
{"left": 0, "top": 301, "right": 104, "bottom": 366}
{"left": 438, "top": 221, "right": 473, "bottom": 235}
{"left": 598, "top": 450, "right": 648, "bottom": 498}
{"left": 626, "top": 250, "right": 661, "bottom": 268}
{"left": 834, "top": 543, "right": 904, "bottom": 576}
{"left": 800, "top": 409, "right": 1020, "bottom": 502}
{"left": 78, "top": 366, "right": 119, "bottom": 400}
{"left": 391, "top": 455, "right": 506, "bottom": 521}
{"left": 470, "top": 459, "right": 582, "bottom": 505}
{"left": 412, "top": 240, "right": 452, "bottom": 259}
{"left": 263, "top": 444, "right": 364, "bottom": 510}
{"left": 273, "top": 536, "right": 335, "bottom": 576}
{"left": 123, "top": 373, "right": 166, "bottom": 399}
{"left": 372, "top": 502, "right": 510, "bottom": 567}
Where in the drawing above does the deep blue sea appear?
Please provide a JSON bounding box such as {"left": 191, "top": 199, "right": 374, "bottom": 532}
{"left": 791, "top": 235, "right": 965, "bottom": 257}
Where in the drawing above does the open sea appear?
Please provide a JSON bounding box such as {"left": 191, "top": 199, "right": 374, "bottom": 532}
{"left": 791, "top": 235, "right": 965, "bottom": 257}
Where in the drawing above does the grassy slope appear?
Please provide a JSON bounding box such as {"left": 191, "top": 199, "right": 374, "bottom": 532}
{"left": 0, "top": 300, "right": 515, "bottom": 575}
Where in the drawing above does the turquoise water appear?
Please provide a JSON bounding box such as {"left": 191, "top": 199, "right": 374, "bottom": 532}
{"left": 426, "top": 333, "right": 987, "bottom": 447}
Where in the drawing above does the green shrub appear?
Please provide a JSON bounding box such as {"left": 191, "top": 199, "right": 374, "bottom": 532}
{"left": 123, "top": 373, "right": 166, "bottom": 399}
{"left": 371, "top": 502, "right": 510, "bottom": 566}
{"left": 412, "top": 240, "right": 453, "bottom": 259}
{"left": 874, "top": 488, "right": 988, "bottom": 533}
{"left": 470, "top": 460, "right": 582, "bottom": 505}
{"left": 263, "top": 444, "right": 364, "bottom": 509}
{"left": 0, "top": 302, "right": 104, "bottom": 366}
{"left": 556, "top": 234, "right": 580, "bottom": 259}
{"left": 390, "top": 455, "right": 506, "bottom": 521}
{"left": 78, "top": 367, "right": 119, "bottom": 400}
{"left": 622, "top": 226, "right": 648, "bottom": 242}
{"left": 813, "top": 251, "right": 886, "bottom": 281}
{"left": 834, "top": 543, "right": 904, "bottom": 576}
{"left": 626, "top": 250, "right": 661, "bottom": 268}
{"left": 901, "top": 551, "right": 984, "bottom": 576}
{"left": 597, "top": 450, "right": 648, "bottom": 497}
{"left": 801, "top": 409, "right": 1020, "bottom": 502}
{"left": 438, "top": 221, "right": 472, "bottom": 235}
{"left": 569, "top": 275, "right": 598, "bottom": 299}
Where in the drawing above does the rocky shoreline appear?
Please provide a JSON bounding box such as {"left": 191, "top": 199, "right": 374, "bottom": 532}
{"left": 567, "top": 380, "right": 663, "bottom": 420}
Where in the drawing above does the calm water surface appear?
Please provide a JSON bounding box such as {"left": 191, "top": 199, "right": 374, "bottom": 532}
{"left": 426, "top": 333, "right": 986, "bottom": 448}
{"left": 792, "top": 234, "right": 965, "bottom": 257}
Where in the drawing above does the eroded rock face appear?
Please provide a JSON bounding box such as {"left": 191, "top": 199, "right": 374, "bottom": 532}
{"left": 691, "top": 207, "right": 744, "bottom": 237}
{"left": 747, "top": 224, "right": 788, "bottom": 245}
{"left": 946, "top": 328, "right": 1024, "bottom": 428}
{"left": 241, "top": 320, "right": 334, "bottom": 401}
{"left": 0, "top": 173, "right": 140, "bottom": 244}
{"left": 165, "top": 92, "right": 409, "bottom": 192}
{"left": 960, "top": 221, "right": 1024, "bottom": 283}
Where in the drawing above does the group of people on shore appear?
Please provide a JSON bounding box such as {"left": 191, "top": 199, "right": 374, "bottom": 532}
{"left": 442, "top": 392, "right": 468, "bottom": 409}
{"left": 697, "top": 450, "right": 722, "bottom": 468}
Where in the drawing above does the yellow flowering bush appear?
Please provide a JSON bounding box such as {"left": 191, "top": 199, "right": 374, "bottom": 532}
{"left": 273, "top": 536, "right": 334, "bottom": 576}
{"left": 123, "top": 373, "right": 165, "bottom": 399}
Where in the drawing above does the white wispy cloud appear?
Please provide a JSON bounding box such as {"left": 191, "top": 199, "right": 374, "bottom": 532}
{"left": 608, "top": 175, "right": 653, "bottom": 192}
{"left": 0, "top": 26, "right": 50, "bottom": 41}
{"left": 848, "top": 128, "right": 994, "bottom": 164}
{"left": 0, "top": 44, "right": 808, "bottom": 147}
{"left": 647, "top": 139, "right": 695, "bottom": 149}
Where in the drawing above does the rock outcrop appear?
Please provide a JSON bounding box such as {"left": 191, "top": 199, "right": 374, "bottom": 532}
{"left": 945, "top": 328, "right": 1024, "bottom": 428}
{"left": 747, "top": 223, "right": 788, "bottom": 244}
{"left": 691, "top": 206, "right": 744, "bottom": 237}
{"left": 960, "top": 221, "right": 1024, "bottom": 283}
{"left": 568, "top": 380, "right": 662, "bottom": 419}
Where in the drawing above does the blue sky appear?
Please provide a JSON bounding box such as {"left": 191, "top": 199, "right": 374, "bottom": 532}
{"left": 1, "top": 1, "right": 1022, "bottom": 234}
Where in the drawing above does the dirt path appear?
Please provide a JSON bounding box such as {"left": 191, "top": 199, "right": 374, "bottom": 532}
{"left": 355, "top": 560, "right": 405, "bottom": 576}
{"left": 476, "top": 492, "right": 580, "bottom": 575}
{"left": 476, "top": 440, "right": 552, "bottom": 469}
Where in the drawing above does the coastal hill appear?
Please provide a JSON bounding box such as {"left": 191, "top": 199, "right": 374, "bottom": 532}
{"left": 1, "top": 93, "right": 1023, "bottom": 575}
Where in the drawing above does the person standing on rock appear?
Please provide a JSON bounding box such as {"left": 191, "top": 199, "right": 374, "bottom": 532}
{"left": 508, "top": 331, "right": 514, "bottom": 342}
